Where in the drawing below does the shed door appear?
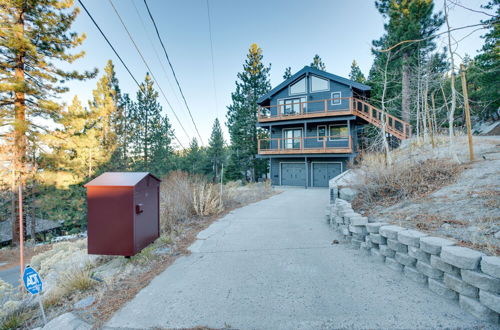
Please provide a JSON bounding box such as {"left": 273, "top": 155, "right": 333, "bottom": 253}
{"left": 281, "top": 163, "right": 306, "bottom": 186}
{"left": 312, "top": 163, "right": 342, "bottom": 187}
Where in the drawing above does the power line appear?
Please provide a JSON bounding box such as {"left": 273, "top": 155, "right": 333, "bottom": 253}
{"left": 77, "top": 0, "right": 185, "bottom": 149}
{"left": 206, "top": 0, "right": 219, "bottom": 120}
{"left": 130, "top": 0, "right": 184, "bottom": 110}
{"left": 143, "top": 0, "right": 205, "bottom": 145}
{"left": 108, "top": 0, "right": 192, "bottom": 143}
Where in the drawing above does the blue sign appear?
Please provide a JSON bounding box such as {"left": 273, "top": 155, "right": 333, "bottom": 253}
{"left": 23, "top": 266, "right": 43, "bottom": 295}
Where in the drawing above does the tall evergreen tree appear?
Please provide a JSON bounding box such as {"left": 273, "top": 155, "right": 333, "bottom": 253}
{"left": 207, "top": 118, "right": 225, "bottom": 181}
{"left": 372, "top": 0, "right": 443, "bottom": 122}
{"left": 0, "top": 0, "right": 95, "bottom": 245}
{"left": 226, "top": 43, "right": 271, "bottom": 181}
{"left": 349, "top": 60, "right": 366, "bottom": 83}
{"left": 466, "top": 0, "right": 499, "bottom": 120}
{"left": 311, "top": 54, "right": 326, "bottom": 70}
{"left": 128, "top": 73, "right": 172, "bottom": 175}
{"left": 283, "top": 66, "right": 292, "bottom": 80}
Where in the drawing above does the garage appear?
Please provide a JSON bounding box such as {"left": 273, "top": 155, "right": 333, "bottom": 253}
{"left": 280, "top": 162, "right": 306, "bottom": 186}
{"left": 312, "top": 162, "right": 342, "bottom": 187}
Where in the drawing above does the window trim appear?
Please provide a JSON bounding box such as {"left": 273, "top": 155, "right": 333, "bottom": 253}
{"left": 331, "top": 91, "right": 342, "bottom": 105}
{"left": 282, "top": 127, "right": 303, "bottom": 149}
{"left": 317, "top": 125, "right": 327, "bottom": 142}
{"left": 328, "top": 124, "right": 348, "bottom": 141}
{"left": 289, "top": 76, "right": 307, "bottom": 95}
{"left": 309, "top": 75, "right": 330, "bottom": 93}
{"left": 277, "top": 96, "right": 307, "bottom": 115}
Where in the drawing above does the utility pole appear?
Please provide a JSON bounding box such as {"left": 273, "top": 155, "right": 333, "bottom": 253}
{"left": 19, "top": 183, "right": 24, "bottom": 282}
{"left": 460, "top": 64, "right": 474, "bottom": 161}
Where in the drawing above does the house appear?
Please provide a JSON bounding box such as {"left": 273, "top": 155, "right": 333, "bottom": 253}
{"left": 256, "top": 66, "right": 411, "bottom": 187}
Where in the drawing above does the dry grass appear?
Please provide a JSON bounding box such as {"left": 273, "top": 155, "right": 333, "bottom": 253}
{"left": 352, "top": 158, "right": 464, "bottom": 211}
{"left": 58, "top": 268, "right": 95, "bottom": 293}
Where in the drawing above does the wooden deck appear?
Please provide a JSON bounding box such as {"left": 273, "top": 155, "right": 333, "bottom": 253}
{"left": 258, "top": 97, "right": 411, "bottom": 141}
{"left": 258, "top": 137, "right": 353, "bottom": 155}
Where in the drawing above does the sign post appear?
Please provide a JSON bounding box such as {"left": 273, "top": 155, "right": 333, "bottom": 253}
{"left": 22, "top": 266, "right": 47, "bottom": 325}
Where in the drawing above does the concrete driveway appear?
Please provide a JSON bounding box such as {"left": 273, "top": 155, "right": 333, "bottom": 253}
{"left": 106, "top": 188, "right": 491, "bottom": 329}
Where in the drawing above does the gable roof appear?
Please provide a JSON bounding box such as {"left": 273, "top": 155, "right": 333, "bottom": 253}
{"left": 257, "top": 66, "right": 371, "bottom": 104}
{"left": 84, "top": 172, "right": 161, "bottom": 187}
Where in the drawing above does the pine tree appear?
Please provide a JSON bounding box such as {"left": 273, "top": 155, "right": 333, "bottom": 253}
{"left": 372, "top": 0, "right": 443, "bottom": 123}
{"left": 311, "top": 54, "right": 326, "bottom": 70}
{"left": 207, "top": 118, "right": 225, "bottom": 181}
{"left": 283, "top": 67, "right": 292, "bottom": 80}
{"left": 129, "top": 73, "right": 172, "bottom": 175}
{"left": 466, "top": 0, "right": 499, "bottom": 120}
{"left": 0, "top": 0, "right": 95, "bottom": 245}
{"left": 349, "top": 60, "right": 366, "bottom": 83}
{"left": 226, "top": 43, "right": 271, "bottom": 181}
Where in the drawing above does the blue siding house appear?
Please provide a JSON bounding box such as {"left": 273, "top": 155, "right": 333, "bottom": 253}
{"left": 257, "top": 66, "right": 411, "bottom": 187}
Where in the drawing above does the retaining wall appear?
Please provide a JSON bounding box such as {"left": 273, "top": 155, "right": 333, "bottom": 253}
{"left": 325, "top": 198, "right": 500, "bottom": 323}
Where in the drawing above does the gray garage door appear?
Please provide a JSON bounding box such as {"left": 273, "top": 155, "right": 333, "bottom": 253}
{"left": 281, "top": 163, "right": 306, "bottom": 186}
{"left": 312, "top": 163, "right": 342, "bottom": 187}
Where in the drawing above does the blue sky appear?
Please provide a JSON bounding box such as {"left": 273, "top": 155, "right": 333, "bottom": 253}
{"left": 63, "top": 0, "right": 492, "bottom": 148}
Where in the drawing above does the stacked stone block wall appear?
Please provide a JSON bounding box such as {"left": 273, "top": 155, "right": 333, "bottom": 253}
{"left": 326, "top": 199, "right": 500, "bottom": 323}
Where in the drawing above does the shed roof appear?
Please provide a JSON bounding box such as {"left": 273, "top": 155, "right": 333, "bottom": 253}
{"left": 257, "top": 66, "right": 371, "bottom": 104}
{"left": 84, "top": 172, "right": 161, "bottom": 187}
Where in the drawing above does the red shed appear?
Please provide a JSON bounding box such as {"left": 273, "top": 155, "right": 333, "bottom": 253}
{"left": 84, "top": 172, "right": 161, "bottom": 256}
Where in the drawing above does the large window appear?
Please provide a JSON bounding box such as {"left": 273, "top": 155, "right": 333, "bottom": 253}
{"left": 283, "top": 128, "right": 302, "bottom": 149}
{"left": 289, "top": 77, "right": 306, "bottom": 95}
{"left": 278, "top": 97, "right": 306, "bottom": 115}
{"left": 329, "top": 125, "right": 348, "bottom": 141}
{"left": 310, "top": 76, "right": 329, "bottom": 92}
{"left": 331, "top": 91, "right": 342, "bottom": 105}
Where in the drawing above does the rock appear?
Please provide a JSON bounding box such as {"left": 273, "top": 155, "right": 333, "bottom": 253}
{"left": 416, "top": 261, "right": 443, "bottom": 279}
{"left": 366, "top": 222, "right": 388, "bottom": 234}
{"left": 440, "top": 246, "right": 484, "bottom": 270}
{"left": 385, "top": 257, "right": 403, "bottom": 272}
{"left": 370, "top": 248, "right": 386, "bottom": 263}
{"left": 444, "top": 274, "right": 479, "bottom": 298}
{"left": 380, "top": 245, "right": 396, "bottom": 258}
{"left": 395, "top": 252, "right": 417, "bottom": 267}
{"left": 350, "top": 216, "right": 368, "bottom": 226}
{"left": 369, "top": 233, "right": 386, "bottom": 245}
{"left": 379, "top": 225, "right": 406, "bottom": 240}
{"left": 495, "top": 231, "right": 500, "bottom": 240}
{"left": 430, "top": 255, "right": 461, "bottom": 277}
{"left": 351, "top": 239, "right": 363, "bottom": 249}
{"left": 41, "top": 312, "right": 91, "bottom": 330}
{"left": 404, "top": 266, "right": 427, "bottom": 284}
{"left": 481, "top": 256, "right": 500, "bottom": 278}
{"left": 459, "top": 295, "right": 499, "bottom": 323}
{"left": 387, "top": 239, "right": 408, "bottom": 253}
{"left": 339, "top": 188, "right": 358, "bottom": 202}
{"left": 73, "top": 296, "right": 95, "bottom": 309}
{"left": 461, "top": 270, "right": 500, "bottom": 294}
{"left": 408, "top": 246, "right": 431, "bottom": 264}
{"left": 479, "top": 290, "right": 500, "bottom": 313}
{"left": 349, "top": 225, "right": 367, "bottom": 235}
{"left": 428, "top": 278, "right": 458, "bottom": 300}
{"left": 419, "top": 236, "right": 455, "bottom": 255}
{"left": 397, "top": 230, "right": 427, "bottom": 248}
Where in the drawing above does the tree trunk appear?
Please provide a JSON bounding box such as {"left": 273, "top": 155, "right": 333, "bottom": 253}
{"left": 12, "top": 7, "right": 26, "bottom": 246}
{"left": 30, "top": 183, "right": 36, "bottom": 241}
{"left": 445, "top": 0, "right": 457, "bottom": 146}
{"left": 401, "top": 52, "right": 411, "bottom": 123}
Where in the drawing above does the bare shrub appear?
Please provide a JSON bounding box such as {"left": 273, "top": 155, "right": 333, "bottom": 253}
{"left": 159, "top": 171, "right": 195, "bottom": 233}
{"left": 353, "top": 158, "right": 464, "bottom": 210}
{"left": 193, "top": 182, "right": 223, "bottom": 216}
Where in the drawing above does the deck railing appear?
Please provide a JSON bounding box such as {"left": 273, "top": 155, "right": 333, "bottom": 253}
{"left": 258, "top": 97, "right": 411, "bottom": 140}
{"left": 258, "top": 136, "right": 352, "bottom": 155}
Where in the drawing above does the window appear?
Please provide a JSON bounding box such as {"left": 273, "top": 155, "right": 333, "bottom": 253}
{"left": 283, "top": 128, "right": 302, "bottom": 149}
{"left": 278, "top": 97, "right": 306, "bottom": 115}
{"left": 331, "top": 92, "right": 342, "bottom": 105}
{"left": 289, "top": 77, "right": 306, "bottom": 95}
{"left": 310, "top": 76, "right": 329, "bottom": 92}
{"left": 329, "top": 125, "right": 348, "bottom": 141}
{"left": 317, "top": 125, "right": 327, "bottom": 142}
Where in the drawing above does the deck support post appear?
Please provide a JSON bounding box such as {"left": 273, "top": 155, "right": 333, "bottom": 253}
{"left": 305, "top": 157, "right": 308, "bottom": 189}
